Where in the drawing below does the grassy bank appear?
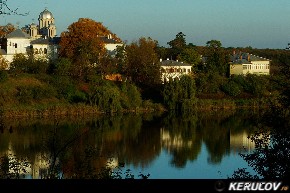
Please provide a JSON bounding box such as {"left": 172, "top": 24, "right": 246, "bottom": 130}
{"left": 0, "top": 97, "right": 273, "bottom": 119}
{"left": 196, "top": 97, "right": 275, "bottom": 111}
{"left": 0, "top": 102, "right": 166, "bottom": 119}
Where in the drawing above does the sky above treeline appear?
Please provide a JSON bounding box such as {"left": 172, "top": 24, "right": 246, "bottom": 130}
{"left": 1, "top": 0, "right": 290, "bottom": 49}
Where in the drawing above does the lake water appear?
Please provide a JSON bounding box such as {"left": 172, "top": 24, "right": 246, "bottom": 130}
{"left": 0, "top": 109, "right": 262, "bottom": 179}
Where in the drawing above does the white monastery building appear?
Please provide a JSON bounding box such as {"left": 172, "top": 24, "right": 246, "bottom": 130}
{"left": 0, "top": 8, "right": 123, "bottom": 68}
{"left": 0, "top": 8, "right": 59, "bottom": 67}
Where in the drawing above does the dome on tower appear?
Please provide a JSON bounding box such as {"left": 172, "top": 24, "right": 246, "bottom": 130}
{"left": 39, "top": 8, "right": 54, "bottom": 19}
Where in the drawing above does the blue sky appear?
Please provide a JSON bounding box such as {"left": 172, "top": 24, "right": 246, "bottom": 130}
{"left": 1, "top": 0, "right": 290, "bottom": 49}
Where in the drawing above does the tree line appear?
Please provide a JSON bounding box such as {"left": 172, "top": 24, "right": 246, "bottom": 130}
{"left": 1, "top": 18, "right": 290, "bottom": 114}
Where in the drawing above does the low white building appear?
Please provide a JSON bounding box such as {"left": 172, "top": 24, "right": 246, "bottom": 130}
{"left": 30, "top": 37, "right": 59, "bottom": 60}
{"left": 230, "top": 52, "right": 270, "bottom": 76}
{"left": 99, "top": 34, "right": 123, "bottom": 57}
{"left": 0, "top": 29, "right": 59, "bottom": 68}
{"left": 0, "top": 8, "right": 59, "bottom": 68}
{"left": 1, "top": 29, "right": 31, "bottom": 65}
{"left": 160, "top": 59, "right": 192, "bottom": 82}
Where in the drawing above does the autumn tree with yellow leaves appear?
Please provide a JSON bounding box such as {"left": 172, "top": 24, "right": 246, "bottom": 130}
{"left": 59, "top": 18, "right": 122, "bottom": 79}
{"left": 0, "top": 54, "right": 8, "bottom": 70}
{"left": 124, "top": 37, "right": 161, "bottom": 86}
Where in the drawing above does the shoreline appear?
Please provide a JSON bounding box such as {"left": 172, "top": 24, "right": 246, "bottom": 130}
{"left": 0, "top": 103, "right": 166, "bottom": 119}
{"left": 0, "top": 97, "right": 272, "bottom": 119}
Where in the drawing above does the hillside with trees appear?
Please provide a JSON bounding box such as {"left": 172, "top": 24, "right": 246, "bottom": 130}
{"left": 0, "top": 22, "right": 290, "bottom": 116}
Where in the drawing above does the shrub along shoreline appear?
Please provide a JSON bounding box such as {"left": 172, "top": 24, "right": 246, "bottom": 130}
{"left": 0, "top": 102, "right": 166, "bottom": 119}
{"left": 0, "top": 97, "right": 273, "bottom": 119}
{"left": 0, "top": 72, "right": 276, "bottom": 119}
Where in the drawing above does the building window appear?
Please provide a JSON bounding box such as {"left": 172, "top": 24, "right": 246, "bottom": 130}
{"left": 187, "top": 69, "right": 191, "bottom": 73}
{"left": 15, "top": 43, "right": 17, "bottom": 48}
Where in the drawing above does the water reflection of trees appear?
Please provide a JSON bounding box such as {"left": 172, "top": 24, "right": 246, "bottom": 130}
{"left": 0, "top": 109, "right": 263, "bottom": 178}
{"left": 161, "top": 112, "right": 201, "bottom": 168}
{"left": 198, "top": 109, "right": 260, "bottom": 165}
{"left": 198, "top": 111, "right": 231, "bottom": 165}
{"left": 231, "top": 107, "right": 290, "bottom": 180}
{"left": 160, "top": 109, "right": 261, "bottom": 167}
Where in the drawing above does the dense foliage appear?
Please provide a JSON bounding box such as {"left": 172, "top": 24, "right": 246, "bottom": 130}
{"left": 162, "top": 75, "right": 196, "bottom": 113}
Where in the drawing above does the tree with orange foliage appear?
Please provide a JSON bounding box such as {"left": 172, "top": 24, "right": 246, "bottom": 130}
{"left": 0, "top": 53, "right": 8, "bottom": 70}
{"left": 59, "top": 18, "right": 121, "bottom": 60}
{"left": 0, "top": 23, "right": 15, "bottom": 38}
{"left": 124, "top": 37, "right": 161, "bottom": 86}
{"left": 59, "top": 18, "right": 122, "bottom": 79}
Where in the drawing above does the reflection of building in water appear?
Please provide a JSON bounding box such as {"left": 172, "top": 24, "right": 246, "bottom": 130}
{"left": 106, "top": 157, "right": 119, "bottom": 170}
{"left": 30, "top": 153, "right": 50, "bottom": 179}
{"left": 160, "top": 128, "right": 192, "bottom": 150}
{"left": 230, "top": 130, "right": 255, "bottom": 154}
{"left": 1, "top": 142, "right": 50, "bottom": 179}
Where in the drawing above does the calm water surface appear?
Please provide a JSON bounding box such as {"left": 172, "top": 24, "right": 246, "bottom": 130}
{"left": 0, "top": 109, "right": 262, "bottom": 179}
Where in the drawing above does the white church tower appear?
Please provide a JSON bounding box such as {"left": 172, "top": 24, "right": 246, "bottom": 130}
{"left": 38, "top": 8, "right": 56, "bottom": 38}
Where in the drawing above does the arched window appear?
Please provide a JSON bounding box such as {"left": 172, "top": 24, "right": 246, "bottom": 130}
{"left": 44, "top": 48, "right": 48, "bottom": 54}
{"left": 34, "top": 48, "right": 38, "bottom": 54}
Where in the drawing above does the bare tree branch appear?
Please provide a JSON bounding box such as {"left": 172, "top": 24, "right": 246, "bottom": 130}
{"left": 0, "top": 0, "right": 29, "bottom": 16}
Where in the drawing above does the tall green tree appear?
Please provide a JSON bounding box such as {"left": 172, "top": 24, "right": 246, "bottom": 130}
{"left": 277, "top": 53, "right": 290, "bottom": 107}
{"left": 204, "top": 40, "right": 229, "bottom": 77}
{"left": 167, "top": 32, "right": 187, "bottom": 60}
{"left": 177, "top": 47, "right": 201, "bottom": 65}
{"left": 163, "top": 75, "right": 196, "bottom": 113}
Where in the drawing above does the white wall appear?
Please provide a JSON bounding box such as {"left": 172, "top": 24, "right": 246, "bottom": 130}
{"left": 105, "top": 43, "right": 123, "bottom": 52}
{"left": 161, "top": 65, "right": 192, "bottom": 82}
{"left": 6, "top": 38, "right": 30, "bottom": 55}
{"left": 230, "top": 61, "right": 270, "bottom": 76}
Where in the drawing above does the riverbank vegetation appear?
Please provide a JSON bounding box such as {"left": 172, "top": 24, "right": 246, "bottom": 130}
{"left": 1, "top": 20, "right": 290, "bottom": 118}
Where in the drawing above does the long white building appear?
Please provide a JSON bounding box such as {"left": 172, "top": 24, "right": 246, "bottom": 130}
{"left": 160, "top": 59, "right": 193, "bottom": 83}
